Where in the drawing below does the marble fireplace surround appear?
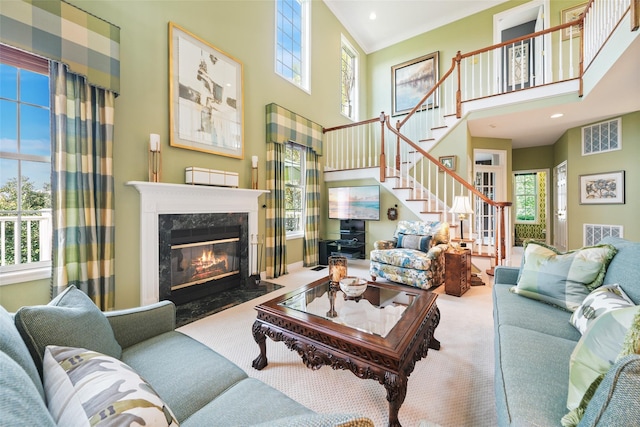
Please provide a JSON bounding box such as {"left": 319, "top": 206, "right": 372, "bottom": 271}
{"left": 127, "top": 181, "right": 267, "bottom": 306}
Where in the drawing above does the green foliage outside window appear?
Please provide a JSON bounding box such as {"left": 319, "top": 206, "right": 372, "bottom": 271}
{"left": 515, "top": 173, "right": 537, "bottom": 222}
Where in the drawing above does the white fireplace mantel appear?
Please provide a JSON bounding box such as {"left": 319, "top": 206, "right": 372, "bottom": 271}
{"left": 127, "top": 181, "right": 268, "bottom": 305}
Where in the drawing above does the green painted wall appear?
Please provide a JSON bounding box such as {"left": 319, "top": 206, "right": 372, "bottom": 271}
{"left": 0, "top": 0, "right": 367, "bottom": 309}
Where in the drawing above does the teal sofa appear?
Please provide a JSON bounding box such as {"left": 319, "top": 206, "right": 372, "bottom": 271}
{"left": 492, "top": 237, "right": 640, "bottom": 426}
{"left": 0, "top": 286, "right": 373, "bottom": 426}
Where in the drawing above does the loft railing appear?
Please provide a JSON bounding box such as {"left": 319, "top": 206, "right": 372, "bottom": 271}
{"left": 323, "top": 0, "right": 636, "bottom": 267}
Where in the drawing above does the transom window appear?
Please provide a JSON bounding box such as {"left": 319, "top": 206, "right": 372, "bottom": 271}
{"left": 275, "top": 0, "right": 310, "bottom": 92}
{"left": 284, "top": 143, "right": 305, "bottom": 237}
{"left": 514, "top": 173, "right": 537, "bottom": 223}
{"left": 340, "top": 35, "right": 358, "bottom": 120}
{"left": 0, "top": 44, "right": 52, "bottom": 280}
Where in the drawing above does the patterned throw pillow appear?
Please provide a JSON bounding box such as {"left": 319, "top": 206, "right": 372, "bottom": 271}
{"left": 570, "top": 284, "right": 635, "bottom": 334}
{"left": 565, "top": 305, "right": 640, "bottom": 411}
{"left": 43, "top": 345, "right": 179, "bottom": 426}
{"left": 397, "top": 233, "right": 432, "bottom": 252}
{"left": 432, "top": 222, "right": 450, "bottom": 245}
{"left": 511, "top": 241, "right": 617, "bottom": 311}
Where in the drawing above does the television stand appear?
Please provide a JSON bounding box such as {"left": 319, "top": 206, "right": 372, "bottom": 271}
{"left": 327, "top": 219, "right": 365, "bottom": 260}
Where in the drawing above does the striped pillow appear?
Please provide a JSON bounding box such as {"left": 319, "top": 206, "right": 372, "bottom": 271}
{"left": 512, "top": 242, "right": 617, "bottom": 311}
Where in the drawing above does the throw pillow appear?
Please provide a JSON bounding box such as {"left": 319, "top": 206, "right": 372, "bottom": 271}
{"left": 397, "top": 233, "right": 432, "bottom": 252}
{"left": 562, "top": 304, "right": 640, "bottom": 427}
{"left": 15, "top": 285, "right": 122, "bottom": 375}
{"left": 566, "top": 305, "right": 640, "bottom": 411}
{"left": 511, "top": 241, "right": 617, "bottom": 311}
{"left": 569, "top": 284, "right": 635, "bottom": 334}
{"left": 43, "top": 345, "right": 179, "bottom": 426}
{"left": 432, "top": 222, "right": 450, "bottom": 245}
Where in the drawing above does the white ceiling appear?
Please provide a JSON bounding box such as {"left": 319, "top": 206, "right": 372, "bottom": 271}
{"left": 323, "top": 1, "right": 640, "bottom": 149}
{"left": 323, "top": 0, "right": 510, "bottom": 54}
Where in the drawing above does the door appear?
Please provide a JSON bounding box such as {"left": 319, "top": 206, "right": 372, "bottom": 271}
{"left": 473, "top": 150, "right": 508, "bottom": 250}
{"left": 494, "top": 1, "right": 550, "bottom": 91}
{"left": 553, "top": 161, "right": 568, "bottom": 252}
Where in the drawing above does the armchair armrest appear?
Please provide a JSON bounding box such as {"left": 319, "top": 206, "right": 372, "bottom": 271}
{"left": 374, "top": 239, "right": 396, "bottom": 250}
{"left": 493, "top": 266, "right": 520, "bottom": 285}
{"left": 105, "top": 300, "right": 176, "bottom": 349}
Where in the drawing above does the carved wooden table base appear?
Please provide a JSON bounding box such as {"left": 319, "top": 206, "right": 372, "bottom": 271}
{"left": 251, "top": 281, "right": 440, "bottom": 427}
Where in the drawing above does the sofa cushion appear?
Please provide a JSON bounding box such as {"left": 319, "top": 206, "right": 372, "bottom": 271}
{"left": 180, "top": 378, "right": 313, "bottom": 427}
{"left": 397, "top": 233, "right": 432, "bottom": 252}
{"left": 43, "top": 345, "right": 179, "bottom": 426}
{"left": 494, "top": 324, "right": 577, "bottom": 426}
{"left": 120, "top": 330, "right": 248, "bottom": 422}
{"left": 14, "top": 285, "right": 122, "bottom": 376}
{"left": 0, "top": 305, "right": 44, "bottom": 398}
{"left": 0, "top": 351, "right": 56, "bottom": 427}
{"left": 493, "top": 283, "right": 581, "bottom": 341}
{"left": 566, "top": 305, "right": 640, "bottom": 410}
{"left": 512, "top": 242, "right": 617, "bottom": 311}
{"left": 570, "top": 284, "right": 635, "bottom": 335}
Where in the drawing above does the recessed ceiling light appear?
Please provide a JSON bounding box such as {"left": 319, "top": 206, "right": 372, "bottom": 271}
{"left": 369, "top": 12, "right": 376, "bottom": 20}
{"left": 550, "top": 113, "right": 564, "bottom": 119}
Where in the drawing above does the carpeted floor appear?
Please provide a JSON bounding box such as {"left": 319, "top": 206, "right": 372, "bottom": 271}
{"left": 175, "top": 280, "right": 283, "bottom": 327}
{"left": 178, "top": 259, "right": 497, "bottom": 426}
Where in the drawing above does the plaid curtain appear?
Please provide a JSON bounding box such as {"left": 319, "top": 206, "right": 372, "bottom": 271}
{"left": 265, "top": 142, "right": 288, "bottom": 278}
{"left": 303, "top": 147, "right": 320, "bottom": 266}
{"left": 51, "top": 62, "right": 116, "bottom": 310}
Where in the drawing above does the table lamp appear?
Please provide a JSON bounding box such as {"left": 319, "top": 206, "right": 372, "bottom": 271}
{"left": 450, "top": 196, "right": 474, "bottom": 245}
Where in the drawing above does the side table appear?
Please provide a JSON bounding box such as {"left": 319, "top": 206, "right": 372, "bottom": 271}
{"left": 444, "top": 248, "right": 471, "bottom": 296}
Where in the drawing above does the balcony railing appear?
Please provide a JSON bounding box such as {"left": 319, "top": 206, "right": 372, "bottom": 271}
{"left": 323, "top": 0, "right": 635, "bottom": 267}
{"left": 0, "top": 209, "right": 52, "bottom": 268}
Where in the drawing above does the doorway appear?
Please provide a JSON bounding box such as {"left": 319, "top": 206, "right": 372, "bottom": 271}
{"left": 493, "top": 0, "right": 550, "bottom": 91}
{"left": 473, "top": 149, "right": 508, "bottom": 250}
{"left": 513, "top": 169, "right": 550, "bottom": 246}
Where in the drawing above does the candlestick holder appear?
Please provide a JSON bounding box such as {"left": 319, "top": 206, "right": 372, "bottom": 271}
{"left": 251, "top": 155, "right": 259, "bottom": 189}
{"left": 148, "top": 133, "right": 161, "bottom": 182}
{"left": 328, "top": 256, "right": 348, "bottom": 284}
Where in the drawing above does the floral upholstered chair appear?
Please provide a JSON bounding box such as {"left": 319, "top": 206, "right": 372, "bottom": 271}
{"left": 369, "top": 221, "right": 450, "bottom": 289}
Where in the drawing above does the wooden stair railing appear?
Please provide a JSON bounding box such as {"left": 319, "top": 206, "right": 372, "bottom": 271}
{"left": 323, "top": 0, "right": 634, "bottom": 269}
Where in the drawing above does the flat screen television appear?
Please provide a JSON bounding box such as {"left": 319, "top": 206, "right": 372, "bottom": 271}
{"left": 328, "top": 185, "right": 380, "bottom": 220}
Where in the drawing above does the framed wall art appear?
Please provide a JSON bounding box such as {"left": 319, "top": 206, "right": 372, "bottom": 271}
{"left": 438, "top": 155, "right": 456, "bottom": 172}
{"left": 579, "top": 171, "right": 625, "bottom": 204}
{"left": 561, "top": 3, "right": 587, "bottom": 41}
{"left": 169, "top": 22, "right": 244, "bottom": 158}
{"left": 391, "top": 51, "right": 439, "bottom": 116}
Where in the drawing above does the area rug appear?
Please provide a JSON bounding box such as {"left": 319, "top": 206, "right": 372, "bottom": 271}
{"left": 178, "top": 261, "right": 497, "bottom": 426}
{"left": 175, "top": 281, "right": 283, "bottom": 327}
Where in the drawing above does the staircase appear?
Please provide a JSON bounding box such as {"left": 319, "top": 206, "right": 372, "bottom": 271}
{"left": 324, "top": 0, "right": 638, "bottom": 269}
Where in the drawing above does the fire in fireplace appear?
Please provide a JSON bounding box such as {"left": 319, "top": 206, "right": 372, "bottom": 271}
{"left": 171, "top": 237, "right": 240, "bottom": 290}
{"left": 158, "top": 213, "right": 249, "bottom": 305}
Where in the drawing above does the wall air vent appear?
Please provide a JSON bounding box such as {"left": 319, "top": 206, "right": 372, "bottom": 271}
{"left": 583, "top": 224, "right": 623, "bottom": 247}
{"left": 582, "top": 118, "right": 621, "bottom": 155}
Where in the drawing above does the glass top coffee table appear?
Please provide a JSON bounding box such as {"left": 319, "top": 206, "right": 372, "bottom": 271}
{"left": 252, "top": 276, "right": 440, "bottom": 427}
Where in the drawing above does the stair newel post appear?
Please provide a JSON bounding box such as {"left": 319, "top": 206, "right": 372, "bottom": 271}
{"left": 379, "top": 112, "right": 386, "bottom": 182}
{"left": 455, "top": 51, "right": 462, "bottom": 119}
{"left": 395, "top": 119, "right": 401, "bottom": 173}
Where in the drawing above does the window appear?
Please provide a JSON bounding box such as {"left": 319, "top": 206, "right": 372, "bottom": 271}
{"left": 514, "top": 173, "right": 537, "bottom": 223}
{"left": 275, "top": 0, "right": 310, "bottom": 92}
{"left": 0, "top": 44, "right": 52, "bottom": 283}
{"left": 284, "top": 143, "right": 305, "bottom": 237}
{"left": 340, "top": 35, "right": 358, "bottom": 120}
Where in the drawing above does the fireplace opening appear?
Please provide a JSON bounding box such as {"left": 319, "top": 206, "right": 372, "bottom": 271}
{"left": 159, "top": 213, "right": 249, "bottom": 306}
